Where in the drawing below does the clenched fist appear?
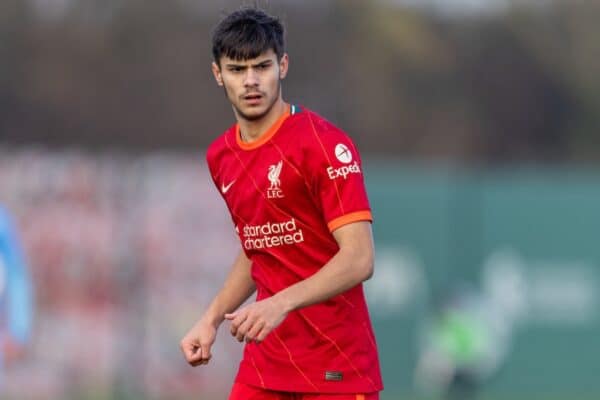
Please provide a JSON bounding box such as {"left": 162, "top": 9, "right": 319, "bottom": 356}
{"left": 180, "top": 319, "right": 217, "bottom": 366}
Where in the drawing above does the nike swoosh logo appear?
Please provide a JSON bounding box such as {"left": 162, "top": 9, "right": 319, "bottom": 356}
{"left": 221, "top": 180, "right": 236, "bottom": 194}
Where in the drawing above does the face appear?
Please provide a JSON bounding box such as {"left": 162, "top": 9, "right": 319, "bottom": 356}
{"left": 212, "top": 49, "right": 289, "bottom": 122}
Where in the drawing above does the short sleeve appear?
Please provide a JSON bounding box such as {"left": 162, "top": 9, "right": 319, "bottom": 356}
{"left": 306, "top": 126, "right": 372, "bottom": 232}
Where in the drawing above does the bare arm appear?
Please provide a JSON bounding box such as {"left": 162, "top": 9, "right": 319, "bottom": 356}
{"left": 180, "top": 249, "right": 255, "bottom": 366}
{"left": 226, "top": 221, "right": 374, "bottom": 343}
{"left": 275, "top": 220, "right": 374, "bottom": 311}
{"left": 201, "top": 250, "right": 256, "bottom": 326}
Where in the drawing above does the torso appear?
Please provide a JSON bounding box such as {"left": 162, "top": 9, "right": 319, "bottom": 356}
{"left": 206, "top": 105, "right": 383, "bottom": 393}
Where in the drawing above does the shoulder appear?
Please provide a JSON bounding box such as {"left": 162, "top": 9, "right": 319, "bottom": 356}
{"left": 292, "top": 107, "right": 360, "bottom": 162}
{"left": 292, "top": 107, "right": 348, "bottom": 139}
{"left": 206, "top": 124, "right": 236, "bottom": 169}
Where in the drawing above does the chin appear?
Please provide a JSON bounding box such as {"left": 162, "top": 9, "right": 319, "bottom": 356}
{"left": 238, "top": 106, "right": 269, "bottom": 121}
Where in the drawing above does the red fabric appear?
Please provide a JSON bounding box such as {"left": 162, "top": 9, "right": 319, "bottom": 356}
{"left": 207, "top": 106, "right": 383, "bottom": 394}
{"left": 229, "top": 382, "right": 380, "bottom": 400}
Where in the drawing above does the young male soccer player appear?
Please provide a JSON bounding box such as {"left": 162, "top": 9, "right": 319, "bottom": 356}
{"left": 180, "top": 8, "right": 383, "bottom": 400}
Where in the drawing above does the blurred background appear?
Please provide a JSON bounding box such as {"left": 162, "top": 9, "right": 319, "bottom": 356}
{"left": 1, "top": 0, "right": 599, "bottom": 399}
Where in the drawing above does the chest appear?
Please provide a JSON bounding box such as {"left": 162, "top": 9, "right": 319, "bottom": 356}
{"left": 218, "top": 147, "right": 314, "bottom": 223}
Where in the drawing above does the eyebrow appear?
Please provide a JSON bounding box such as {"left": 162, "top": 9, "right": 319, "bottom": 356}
{"left": 224, "top": 60, "right": 273, "bottom": 69}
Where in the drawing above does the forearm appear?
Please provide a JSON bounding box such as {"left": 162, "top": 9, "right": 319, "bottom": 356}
{"left": 273, "top": 222, "right": 374, "bottom": 313}
{"left": 223, "top": 222, "right": 374, "bottom": 344}
{"left": 202, "top": 250, "right": 256, "bottom": 327}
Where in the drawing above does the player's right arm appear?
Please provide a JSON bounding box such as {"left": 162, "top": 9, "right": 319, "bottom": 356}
{"left": 180, "top": 249, "right": 255, "bottom": 366}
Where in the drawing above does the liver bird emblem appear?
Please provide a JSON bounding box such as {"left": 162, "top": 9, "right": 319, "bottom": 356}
{"left": 268, "top": 161, "right": 283, "bottom": 190}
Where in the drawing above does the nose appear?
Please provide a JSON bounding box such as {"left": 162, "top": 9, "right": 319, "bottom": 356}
{"left": 243, "top": 68, "right": 259, "bottom": 87}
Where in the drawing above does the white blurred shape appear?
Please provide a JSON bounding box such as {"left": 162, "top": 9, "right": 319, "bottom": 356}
{"left": 482, "top": 248, "right": 599, "bottom": 325}
{"left": 482, "top": 248, "right": 529, "bottom": 326}
{"left": 528, "top": 263, "right": 598, "bottom": 324}
{"left": 366, "top": 247, "right": 427, "bottom": 316}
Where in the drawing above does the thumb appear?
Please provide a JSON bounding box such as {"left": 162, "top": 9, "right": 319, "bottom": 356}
{"left": 224, "top": 313, "right": 236, "bottom": 320}
{"left": 200, "top": 342, "right": 212, "bottom": 361}
{"left": 181, "top": 339, "right": 202, "bottom": 363}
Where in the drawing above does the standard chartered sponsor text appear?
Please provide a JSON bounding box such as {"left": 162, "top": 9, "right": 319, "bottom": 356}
{"left": 242, "top": 218, "right": 304, "bottom": 250}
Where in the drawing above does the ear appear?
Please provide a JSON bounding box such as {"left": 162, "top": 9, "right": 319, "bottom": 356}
{"left": 212, "top": 61, "right": 223, "bottom": 86}
{"left": 279, "top": 53, "right": 289, "bottom": 80}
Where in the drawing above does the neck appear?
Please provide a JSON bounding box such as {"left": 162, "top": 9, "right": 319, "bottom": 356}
{"left": 236, "top": 98, "right": 288, "bottom": 143}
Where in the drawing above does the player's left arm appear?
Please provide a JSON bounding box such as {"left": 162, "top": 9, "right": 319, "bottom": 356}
{"left": 226, "top": 220, "right": 373, "bottom": 343}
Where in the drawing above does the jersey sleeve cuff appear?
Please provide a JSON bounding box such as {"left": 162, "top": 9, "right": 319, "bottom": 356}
{"left": 327, "top": 210, "right": 373, "bottom": 232}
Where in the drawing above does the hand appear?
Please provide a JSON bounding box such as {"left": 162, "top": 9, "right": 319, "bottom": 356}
{"left": 225, "top": 297, "right": 288, "bottom": 343}
{"left": 179, "top": 319, "right": 217, "bottom": 367}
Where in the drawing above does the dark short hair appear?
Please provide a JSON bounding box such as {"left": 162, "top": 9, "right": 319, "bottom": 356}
{"left": 212, "top": 8, "right": 285, "bottom": 65}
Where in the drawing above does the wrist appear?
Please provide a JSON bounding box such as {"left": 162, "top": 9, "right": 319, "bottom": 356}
{"left": 201, "top": 310, "right": 224, "bottom": 328}
{"left": 273, "top": 290, "right": 296, "bottom": 314}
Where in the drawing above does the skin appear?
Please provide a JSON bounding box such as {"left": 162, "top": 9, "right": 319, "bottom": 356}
{"left": 179, "top": 48, "right": 375, "bottom": 367}
{"left": 211, "top": 49, "right": 289, "bottom": 142}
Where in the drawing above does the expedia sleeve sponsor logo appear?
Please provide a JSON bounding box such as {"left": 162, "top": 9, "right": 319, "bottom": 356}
{"left": 335, "top": 143, "right": 353, "bottom": 163}
{"left": 241, "top": 218, "right": 304, "bottom": 250}
{"left": 327, "top": 161, "right": 362, "bottom": 180}
{"left": 327, "top": 142, "right": 362, "bottom": 180}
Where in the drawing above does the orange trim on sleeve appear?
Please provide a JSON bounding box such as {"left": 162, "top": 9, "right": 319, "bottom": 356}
{"left": 236, "top": 103, "right": 291, "bottom": 150}
{"left": 356, "top": 395, "right": 366, "bottom": 400}
{"left": 327, "top": 210, "right": 373, "bottom": 232}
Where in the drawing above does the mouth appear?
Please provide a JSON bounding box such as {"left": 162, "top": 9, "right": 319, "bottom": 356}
{"left": 242, "top": 93, "right": 264, "bottom": 105}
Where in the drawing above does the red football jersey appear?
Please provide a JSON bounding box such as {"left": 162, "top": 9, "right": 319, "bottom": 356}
{"left": 206, "top": 104, "right": 383, "bottom": 394}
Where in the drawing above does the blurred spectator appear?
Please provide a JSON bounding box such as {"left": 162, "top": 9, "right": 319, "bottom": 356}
{"left": 414, "top": 283, "right": 511, "bottom": 400}
{"left": 0, "top": 150, "right": 240, "bottom": 398}
{"left": 0, "top": 205, "right": 33, "bottom": 384}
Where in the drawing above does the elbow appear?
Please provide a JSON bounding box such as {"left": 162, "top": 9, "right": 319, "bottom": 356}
{"left": 341, "top": 246, "right": 374, "bottom": 282}
{"left": 362, "top": 256, "right": 374, "bottom": 281}
{"left": 356, "top": 249, "right": 374, "bottom": 282}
